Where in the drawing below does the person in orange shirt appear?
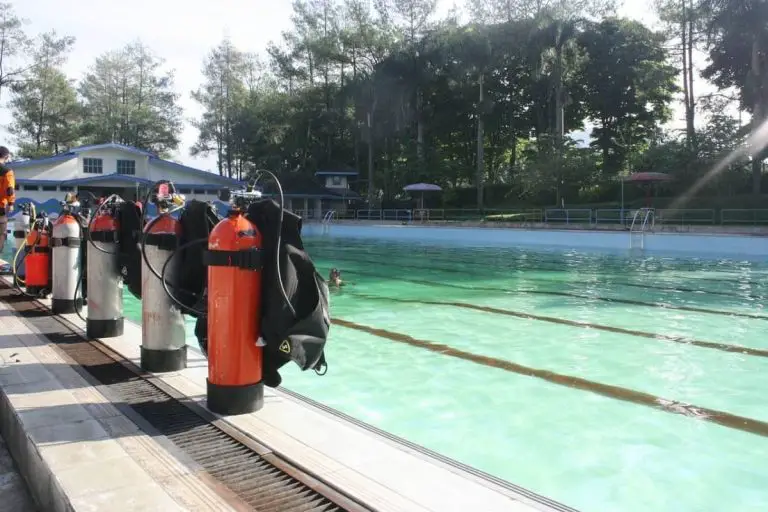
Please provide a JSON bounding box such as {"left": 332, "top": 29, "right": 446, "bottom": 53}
{"left": 0, "top": 146, "right": 15, "bottom": 253}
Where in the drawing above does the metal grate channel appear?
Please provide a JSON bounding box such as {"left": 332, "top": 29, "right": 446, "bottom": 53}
{"left": 4, "top": 291, "right": 370, "bottom": 512}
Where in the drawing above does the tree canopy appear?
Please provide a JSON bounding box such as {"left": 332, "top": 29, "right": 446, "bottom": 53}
{"left": 5, "top": 0, "right": 767, "bottom": 207}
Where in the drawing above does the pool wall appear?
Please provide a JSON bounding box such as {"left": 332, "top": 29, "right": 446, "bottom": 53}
{"left": 305, "top": 223, "right": 768, "bottom": 259}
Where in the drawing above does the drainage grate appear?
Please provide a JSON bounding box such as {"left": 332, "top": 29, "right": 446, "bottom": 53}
{"left": 4, "top": 292, "right": 370, "bottom": 512}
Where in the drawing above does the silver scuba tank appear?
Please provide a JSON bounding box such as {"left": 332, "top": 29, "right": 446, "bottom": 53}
{"left": 51, "top": 210, "right": 83, "bottom": 314}
{"left": 140, "top": 186, "right": 187, "bottom": 373}
{"left": 12, "top": 210, "right": 30, "bottom": 277}
{"left": 86, "top": 202, "right": 124, "bottom": 338}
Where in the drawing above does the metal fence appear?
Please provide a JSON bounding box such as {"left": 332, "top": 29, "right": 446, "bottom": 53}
{"left": 303, "top": 207, "right": 768, "bottom": 227}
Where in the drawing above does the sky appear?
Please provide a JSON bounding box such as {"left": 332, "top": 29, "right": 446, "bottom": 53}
{"left": 3, "top": 0, "right": 710, "bottom": 172}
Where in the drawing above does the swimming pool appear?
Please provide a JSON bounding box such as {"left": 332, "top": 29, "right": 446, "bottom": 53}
{"left": 5, "top": 230, "right": 768, "bottom": 511}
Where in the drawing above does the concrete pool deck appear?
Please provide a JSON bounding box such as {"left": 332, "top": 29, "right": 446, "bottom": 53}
{"left": 0, "top": 429, "right": 36, "bottom": 511}
{"left": 0, "top": 273, "right": 572, "bottom": 512}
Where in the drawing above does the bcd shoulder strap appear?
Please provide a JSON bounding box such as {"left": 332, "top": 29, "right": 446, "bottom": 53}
{"left": 177, "top": 200, "right": 220, "bottom": 316}
{"left": 116, "top": 202, "right": 144, "bottom": 299}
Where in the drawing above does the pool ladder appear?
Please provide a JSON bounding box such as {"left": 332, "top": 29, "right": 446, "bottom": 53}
{"left": 629, "top": 208, "right": 655, "bottom": 250}
{"left": 321, "top": 210, "right": 336, "bottom": 234}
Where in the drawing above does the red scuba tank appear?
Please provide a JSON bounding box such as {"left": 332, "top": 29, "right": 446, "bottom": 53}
{"left": 205, "top": 209, "right": 264, "bottom": 415}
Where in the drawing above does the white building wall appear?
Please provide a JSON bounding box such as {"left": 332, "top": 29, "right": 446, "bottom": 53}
{"left": 75, "top": 149, "right": 150, "bottom": 178}
{"left": 146, "top": 163, "right": 220, "bottom": 185}
{"left": 13, "top": 159, "right": 78, "bottom": 181}
{"left": 10, "top": 147, "right": 237, "bottom": 208}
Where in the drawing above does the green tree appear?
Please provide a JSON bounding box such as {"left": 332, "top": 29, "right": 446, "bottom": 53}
{"left": 575, "top": 18, "right": 678, "bottom": 175}
{"left": 0, "top": 2, "right": 31, "bottom": 101}
{"left": 700, "top": 0, "right": 768, "bottom": 194}
{"left": 655, "top": 0, "right": 704, "bottom": 146}
{"left": 9, "top": 31, "right": 79, "bottom": 157}
{"left": 191, "top": 39, "right": 248, "bottom": 177}
{"left": 79, "top": 42, "right": 183, "bottom": 155}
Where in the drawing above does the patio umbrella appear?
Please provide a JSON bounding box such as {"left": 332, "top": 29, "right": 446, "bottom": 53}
{"left": 622, "top": 172, "right": 672, "bottom": 209}
{"left": 403, "top": 183, "right": 442, "bottom": 209}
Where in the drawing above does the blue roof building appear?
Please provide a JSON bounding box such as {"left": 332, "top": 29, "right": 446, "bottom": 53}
{"left": 8, "top": 143, "right": 243, "bottom": 214}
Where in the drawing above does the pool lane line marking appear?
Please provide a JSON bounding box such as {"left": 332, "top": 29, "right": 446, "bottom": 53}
{"left": 310, "top": 245, "right": 768, "bottom": 288}
{"left": 332, "top": 317, "right": 768, "bottom": 439}
{"left": 345, "top": 292, "right": 768, "bottom": 359}
{"left": 328, "top": 266, "right": 768, "bottom": 321}
{"left": 312, "top": 251, "right": 766, "bottom": 301}
{"left": 312, "top": 243, "right": 768, "bottom": 290}
{"left": 313, "top": 246, "right": 768, "bottom": 298}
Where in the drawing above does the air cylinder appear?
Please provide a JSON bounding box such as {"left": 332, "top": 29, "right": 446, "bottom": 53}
{"left": 51, "top": 212, "right": 82, "bottom": 314}
{"left": 140, "top": 213, "right": 187, "bottom": 372}
{"left": 86, "top": 210, "right": 124, "bottom": 338}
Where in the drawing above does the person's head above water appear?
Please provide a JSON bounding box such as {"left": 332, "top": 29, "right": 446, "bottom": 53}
{"left": 329, "top": 268, "right": 342, "bottom": 286}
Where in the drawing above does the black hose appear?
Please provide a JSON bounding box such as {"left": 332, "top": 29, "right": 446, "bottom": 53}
{"left": 140, "top": 206, "right": 183, "bottom": 281}
{"left": 86, "top": 194, "right": 121, "bottom": 255}
{"left": 253, "top": 170, "right": 296, "bottom": 318}
{"left": 14, "top": 221, "right": 47, "bottom": 299}
{"left": 159, "top": 237, "right": 208, "bottom": 317}
{"left": 140, "top": 181, "right": 182, "bottom": 281}
{"left": 72, "top": 243, "right": 86, "bottom": 322}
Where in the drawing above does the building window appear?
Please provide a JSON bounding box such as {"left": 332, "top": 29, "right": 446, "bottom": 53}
{"left": 207, "top": 190, "right": 218, "bottom": 195}
{"left": 117, "top": 159, "right": 136, "bottom": 175}
{"left": 60, "top": 186, "right": 74, "bottom": 192}
{"left": 23, "top": 185, "right": 39, "bottom": 191}
{"left": 331, "top": 176, "right": 342, "bottom": 186}
{"left": 83, "top": 158, "right": 103, "bottom": 174}
{"left": 42, "top": 185, "right": 57, "bottom": 192}
{"left": 14, "top": 183, "right": 19, "bottom": 190}
{"left": 178, "top": 188, "right": 192, "bottom": 194}
{"left": 193, "top": 189, "right": 205, "bottom": 195}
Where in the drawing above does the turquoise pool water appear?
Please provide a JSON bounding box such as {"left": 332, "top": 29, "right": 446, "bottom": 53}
{"left": 5, "top": 235, "right": 768, "bottom": 511}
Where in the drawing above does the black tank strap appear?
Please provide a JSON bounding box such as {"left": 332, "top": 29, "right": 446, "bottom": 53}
{"left": 144, "top": 233, "right": 178, "bottom": 250}
{"left": 203, "top": 248, "right": 262, "bottom": 270}
{"left": 26, "top": 246, "right": 50, "bottom": 254}
{"left": 13, "top": 230, "right": 26, "bottom": 238}
{"left": 90, "top": 230, "right": 119, "bottom": 243}
{"left": 51, "top": 237, "right": 81, "bottom": 247}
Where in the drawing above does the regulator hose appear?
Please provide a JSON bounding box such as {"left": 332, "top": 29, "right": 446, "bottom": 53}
{"left": 13, "top": 220, "right": 46, "bottom": 298}
{"left": 86, "top": 194, "right": 121, "bottom": 255}
{"left": 10, "top": 202, "right": 37, "bottom": 288}
{"left": 159, "top": 237, "right": 208, "bottom": 317}
{"left": 140, "top": 203, "right": 185, "bottom": 281}
{"left": 72, "top": 217, "right": 87, "bottom": 323}
{"left": 139, "top": 180, "right": 184, "bottom": 281}
{"left": 252, "top": 169, "right": 295, "bottom": 318}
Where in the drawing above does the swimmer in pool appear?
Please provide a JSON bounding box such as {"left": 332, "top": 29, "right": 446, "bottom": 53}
{"left": 328, "top": 268, "right": 344, "bottom": 288}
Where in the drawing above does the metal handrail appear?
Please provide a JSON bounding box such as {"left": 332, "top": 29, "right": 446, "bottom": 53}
{"left": 630, "top": 208, "right": 655, "bottom": 232}
{"left": 322, "top": 210, "right": 336, "bottom": 224}
{"left": 642, "top": 209, "right": 655, "bottom": 231}
{"left": 629, "top": 208, "right": 654, "bottom": 250}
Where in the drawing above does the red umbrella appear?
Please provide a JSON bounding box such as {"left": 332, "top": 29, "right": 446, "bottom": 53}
{"left": 624, "top": 172, "right": 672, "bottom": 183}
{"left": 623, "top": 172, "right": 672, "bottom": 207}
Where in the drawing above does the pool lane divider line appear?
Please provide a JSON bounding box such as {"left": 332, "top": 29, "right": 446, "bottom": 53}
{"left": 310, "top": 245, "right": 768, "bottom": 288}
{"left": 332, "top": 318, "right": 768, "bottom": 439}
{"left": 328, "top": 266, "right": 768, "bottom": 321}
{"left": 346, "top": 292, "right": 768, "bottom": 359}
{"left": 314, "top": 252, "right": 767, "bottom": 301}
